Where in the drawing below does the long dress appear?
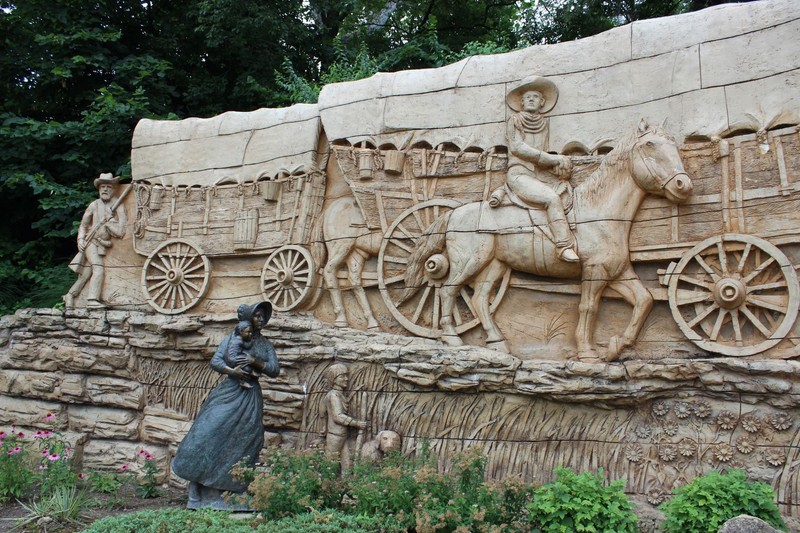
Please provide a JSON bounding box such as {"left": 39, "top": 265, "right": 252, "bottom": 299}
{"left": 172, "top": 308, "right": 279, "bottom": 493}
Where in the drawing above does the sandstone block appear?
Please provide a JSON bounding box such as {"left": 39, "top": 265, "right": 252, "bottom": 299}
{"left": 0, "top": 395, "right": 67, "bottom": 429}
{"left": 0, "top": 370, "right": 84, "bottom": 402}
{"left": 84, "top": 376, "right": 143, "bottom": 409}
{"left": 141, "top": 414, "right": 191, "bottom": 445}
{"left": 69, "top": 406, "right": 140, "bottom": 439}
{"left": 82, "top": 439, "right": 169, "bottom": 482}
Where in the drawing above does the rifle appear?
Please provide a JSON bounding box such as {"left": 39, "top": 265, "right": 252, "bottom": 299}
{"left": 68, "top": 184, "right": 132, "bottom": 273}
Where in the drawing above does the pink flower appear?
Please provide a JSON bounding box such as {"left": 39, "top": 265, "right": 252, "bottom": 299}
{"left": 33, "top": 431, "right": 43, "bottom": 439}
{"left": 44, "top": 413, "right": 55, "bottom": 422}
{"left": 138, "top": 449, "right": 147, "bottom": 456}
{"left": 42, "top": 431, "right": 52, "bottom": 438}
{"left": 77, "top": 473, "right": 85, "bottom": 480}
{"left": 0, "top": 431, "right": 6, "bottom": 439}
{"left": 16, "top": 432, "right": 25, "bottom": 439}
{"left": 7, "top": 446, "right": 21, "bottom": 455}
{"left": 145, "top": 453, "right": 154, "bottom": 460}
{"left": 65, "top": 447, "right": 72, "bottom": 453}
{"left": 47, "top": 453, "right": 60, "bottom": 461}
{"left": 119, "top": 464, "right": 129, "bottom": 471}
{"left": 38, "top": 465, "right": 48, "bottom": 470}
{"left": 41, "top": 449, "right": 50, "bottom": 456}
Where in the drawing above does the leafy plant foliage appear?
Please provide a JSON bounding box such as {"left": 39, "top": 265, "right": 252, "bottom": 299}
{"left": 660, "top": 469, "right": 786, "bottom": 533}
{"left": 527, "top": 467, "right": 638, "bottom": 533}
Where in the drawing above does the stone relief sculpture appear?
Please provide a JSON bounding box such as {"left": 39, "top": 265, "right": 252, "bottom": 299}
{"left": 503, "top": 76, "right": 578, "bottom": 263}
{"left": 360, "top": 430, "right": 402, "bottom": 463}
{"left": 403, "top": 118, "right": 693, "bottom": 360}
{"left": 64, "top": 173, "right": 129, "bottom": 309}
{"left": 317, "top": 196, "right": 381, "bottom": 330}
{"left": 320, "top": 363, "right": 368, "bottom": 471}
{"left": 171, "top": 301, "right": 279, "bottom": 509}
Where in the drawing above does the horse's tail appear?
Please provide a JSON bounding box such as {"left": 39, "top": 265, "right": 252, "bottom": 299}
{"left": 399, "top": 211, "right": 452, "bottom": 304}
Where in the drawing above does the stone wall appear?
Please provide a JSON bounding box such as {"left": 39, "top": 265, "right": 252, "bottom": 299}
{"left": 4, "top": 308, "right": 800, "bottom": 516}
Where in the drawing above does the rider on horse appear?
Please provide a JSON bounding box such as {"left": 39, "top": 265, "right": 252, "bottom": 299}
{"left": 504, "top": 76, "right": 579, "bottom": 263}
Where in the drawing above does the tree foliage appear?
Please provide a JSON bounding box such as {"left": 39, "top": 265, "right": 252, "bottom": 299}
{"left": 0, "top": 0, "right": 746, "bottom": 313}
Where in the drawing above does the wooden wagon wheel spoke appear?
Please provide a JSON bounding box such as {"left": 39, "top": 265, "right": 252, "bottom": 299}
{"left": 261, "top": 245, "right": 317, "bottom": 312}
{"left": 735, "top": 242, "right": 752, "bottom": 273}
{"left": 687, "top": 302, "right": 719, "bottom": 329}
{"left": 746, "top": 294, "right": 788, "bottom": 314}
{"left": 677, "top": 291, "right": 713, "bottom": 306}
{"left": 378, "top": 199, "right": 510, "bottom": 339}
{"left": 717, "top": 241, "right": 729, "bottom": 275}
{"left": 142, "top": 239, "right": 210, "bottom": 315}
{"left": 740, "top": 305, "right": 773, "bottom": 338}
{"left": 668, "top": 234, "right": 799, "bottom": 356}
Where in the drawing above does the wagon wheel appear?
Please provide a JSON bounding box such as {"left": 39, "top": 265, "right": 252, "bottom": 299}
{"left": 142, "top": 239, "right": 210, "bottom": 315}
{"left": 378, "top": 200, "right": 510, "bottom": 339}
{"left": 667, "top": 234, "right": 799, "bottom": 356}
{"left": 261, "top": 245, "right": 317, "bottom": 312}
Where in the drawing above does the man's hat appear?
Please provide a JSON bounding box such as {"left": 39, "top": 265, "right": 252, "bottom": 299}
{"left": 93, "top": 173, "right": 120, "bottom": 189}
{"left": 506, "top": 76, "right": 559, "bottom": 113}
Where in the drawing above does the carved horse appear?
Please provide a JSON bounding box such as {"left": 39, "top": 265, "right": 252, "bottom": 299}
{"left": 315, "top": 196, "right": 381, "bottom": 329}
{"left": 403, "top": 120, "right": 693, "bottom": 361}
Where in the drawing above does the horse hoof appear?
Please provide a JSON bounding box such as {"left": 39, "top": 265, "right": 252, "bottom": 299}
{"left": 575, "top": 350, "right": 603, "bottom": 363}
{"left": 606, "top": 336, "right": 623, "bottom": 362}
{"left": 335, "top": 318, "right": 349, "bottom": 328}
{"left": 366, "top": 319, "right": 380, "bottom": 330}
{"left": 441, "top": 334, "right": 463, "bottom": 347}
{"left": 486, "top": 340, "right": 510, "bottom": 353}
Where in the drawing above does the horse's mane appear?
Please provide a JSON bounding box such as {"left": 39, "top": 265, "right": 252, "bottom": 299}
{"left": 576, "top": 125, "right": 672, "bottom": 207}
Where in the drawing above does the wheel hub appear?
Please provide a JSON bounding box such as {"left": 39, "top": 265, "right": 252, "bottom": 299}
{"left": 713, "top": 277, "right": 746, "bottom": 309}
{"left": 276, "top": 269, "right": 294, "bottom": 287}
{"left": 166, "top": 269, "right": 184, "bottom": 286}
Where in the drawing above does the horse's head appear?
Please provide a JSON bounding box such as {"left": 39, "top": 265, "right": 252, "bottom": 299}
{"left": 629, "top": 119, "right": 692, "bottom": 203}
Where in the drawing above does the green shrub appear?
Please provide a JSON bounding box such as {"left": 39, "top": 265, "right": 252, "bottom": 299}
{"left": 527, "top": 467, "right": 637, "bottom": 533}
{"left": 80, "top": 509, "right": 406, "bottom": 533}
{"left": 660, "top": 469, "right": 786, "bottom": 533}
{"left": 241, "top": 448, "right": 343, "bottom": 519}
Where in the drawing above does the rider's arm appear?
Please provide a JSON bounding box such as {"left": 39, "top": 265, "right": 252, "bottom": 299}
{"left": 507, "top": 116, "right": 549, "bottom": 166}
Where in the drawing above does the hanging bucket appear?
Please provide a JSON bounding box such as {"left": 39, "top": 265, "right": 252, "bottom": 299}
{"left": 384, "top": 150, "right": 405, "bottom": 175}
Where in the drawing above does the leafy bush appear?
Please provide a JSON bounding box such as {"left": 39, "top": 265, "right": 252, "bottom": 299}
{"left": 660, "top": 469, "right": 786, "bottom": 533}
{"left": 239, "top": 448, "right": 343, "bottom": 519}
{"left": 527, "top": 467, "right": 638, "bottom": 533}
{"left": 80, "top": 509, "right": 407, "bottom": 533}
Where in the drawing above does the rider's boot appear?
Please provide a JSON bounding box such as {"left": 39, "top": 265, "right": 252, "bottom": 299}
{"left": 551, "top": 218, "right": 579, "bottom": 263}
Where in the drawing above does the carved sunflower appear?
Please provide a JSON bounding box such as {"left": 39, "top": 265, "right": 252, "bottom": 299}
{"left": 662, "top": 420, "right": 678, "bottom": 437}
{"left": 652, "top": 401, "right": 670, "bottom": 417}
{"left": 765, "top": 448, "right": 786, "bottom": 467}
{"left": 714, "top": 443, "right": 734, "bottom": 462}
{"left": 635, "top": 425, "right": 653, "bottom": 440}
{"left": 646, "top": 487, "right": 668, "bottom": 505}
{"left": 716, "top": 410, "right": 738, "bottom": 430}
{"left": 741, "top": 414, "right": 762, "bottom": 433}
{"left": 692, "top": 401, "right": 711, "bottom": 419}
{"left": 678, "top": 438, "right": 697, "bottom": 457}
{"left": 659, "top": 443, "right": 678, "bottom": 462}
{"left": 625, "top": 443, "right": 645, "bottom": 464}
{"left": 674, "top": 402, "right": 691, "bottom": 419}
{"left": 769, "top": 413, "right": 792, "bottom": 432}
{"left": 736, "top": 436, "right": 755, "bottom": 454}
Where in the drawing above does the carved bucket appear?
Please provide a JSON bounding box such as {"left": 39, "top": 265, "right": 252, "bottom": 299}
{"left": 357, "top": 150, "right": 373, "bottom": 180}
{"left": 262, "top": 180, "right": 281, "bottom": 202}
{"left": 233, "top": 208, "right": 259, "bottom": 251}
{"left": 383, "top": 150, "right": 405, "bottom": 175}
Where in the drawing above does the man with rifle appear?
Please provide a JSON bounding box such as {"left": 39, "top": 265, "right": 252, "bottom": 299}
{"left": 64, "top": 173, "right": 128, "bottom": 309}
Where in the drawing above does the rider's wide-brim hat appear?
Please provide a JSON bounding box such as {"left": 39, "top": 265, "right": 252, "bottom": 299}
{"left": 93, "top": 173, "right": 121, "bottom": 189}
{"left": 506, "top": 76, "right": 559, "bottom": 113}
